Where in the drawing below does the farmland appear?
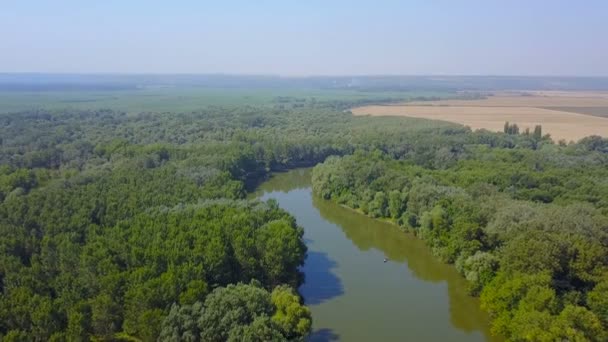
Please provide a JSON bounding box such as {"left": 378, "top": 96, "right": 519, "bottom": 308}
{"left": 0, "top": 86, "right": 454, "bottom": 115}
{"left": 352, "top": 91, "right": 608, "bottom": 142}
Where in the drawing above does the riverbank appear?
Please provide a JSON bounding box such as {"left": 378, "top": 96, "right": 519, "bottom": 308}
{"left": 255, "top": 169, "right": 499, "bottom": 341}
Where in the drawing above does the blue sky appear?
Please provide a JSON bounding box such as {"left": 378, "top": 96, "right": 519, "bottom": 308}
{"left": 1, "top": 1, "right": 607, "bottom": 75}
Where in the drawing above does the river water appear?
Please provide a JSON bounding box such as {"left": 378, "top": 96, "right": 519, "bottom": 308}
{"left": 254, "top": 168, "right": 499, "bottom": 342}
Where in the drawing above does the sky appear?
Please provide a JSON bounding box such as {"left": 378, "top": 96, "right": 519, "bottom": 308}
{"left": 1, "top": 0, "right": 607, "bottom": 76}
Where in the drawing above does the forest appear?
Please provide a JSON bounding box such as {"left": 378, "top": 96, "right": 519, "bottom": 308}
{"left": 1, "top": 89, "right": 607, "bottom": 341}
{"left": 312, "top": 133, "right": 608, "bottom": 340}
{"left": 0, "top": 94, "right": 470, "bottom": 341}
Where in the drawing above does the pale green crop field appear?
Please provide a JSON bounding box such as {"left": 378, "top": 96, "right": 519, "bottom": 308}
{"left": 0, "top": 87, "right": 452, "bottom": 114}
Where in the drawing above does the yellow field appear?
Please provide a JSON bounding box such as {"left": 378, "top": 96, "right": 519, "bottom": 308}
{"left": 352, "top": 92, "right": 608, "bottom": 142}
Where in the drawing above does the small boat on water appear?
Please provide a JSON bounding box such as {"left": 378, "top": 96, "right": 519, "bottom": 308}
{"left": 383, "top": 258, "right": 388, "bottom": 263}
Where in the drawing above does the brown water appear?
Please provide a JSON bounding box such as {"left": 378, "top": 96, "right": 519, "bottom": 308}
{"left": 254, "top": 168, "right": 499, "bottom": 342}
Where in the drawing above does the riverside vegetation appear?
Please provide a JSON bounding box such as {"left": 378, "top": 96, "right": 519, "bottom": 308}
{"left": 0, "top": 90, "right": 607, "bottom": 341}
{"left": 312, "top": 130, "right": 608, "bottom": 340}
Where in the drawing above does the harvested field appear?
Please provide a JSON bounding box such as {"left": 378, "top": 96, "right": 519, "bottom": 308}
{"left": 542, "top": 107, "right": 608, "bottom": 118}
{"left": 352, "top": 92, "right": 608, "bottom": 142}
{"left": 403, "top": 92, "right": 608, "bottom": 108}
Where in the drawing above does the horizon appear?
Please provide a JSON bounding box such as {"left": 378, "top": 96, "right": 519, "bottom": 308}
{"left": 2, "top": 72, "right": 608, "bottom": 78}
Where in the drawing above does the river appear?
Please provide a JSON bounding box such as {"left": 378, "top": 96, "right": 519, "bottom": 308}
{"left": 253, "top": 168, "right": 499, "bottom": 342}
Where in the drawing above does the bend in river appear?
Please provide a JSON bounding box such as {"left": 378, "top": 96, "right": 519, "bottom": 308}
{"left": 254, "top": 168, "right": 500, "bottom": 342}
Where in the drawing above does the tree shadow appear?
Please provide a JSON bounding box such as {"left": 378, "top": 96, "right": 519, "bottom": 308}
{"left": 300, "top": 250, "right": 343, "bottom": 305}
{"left": 307, "top": 328, "right": 340, "bottom": 342}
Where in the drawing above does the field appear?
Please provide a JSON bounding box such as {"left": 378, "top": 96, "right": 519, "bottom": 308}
{"left": 3, "top": 84, "right": 607, "bottom": 142}
{"left": 0, "top": 87, "right": 449, "bottom": 114}
{"left": 352, "top": 91, "right": 608, "bottom": 142}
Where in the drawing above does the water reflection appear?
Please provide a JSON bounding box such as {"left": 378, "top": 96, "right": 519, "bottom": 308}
{"left": 313, "top": 196, "right": 496, "bottom": 339}
{"left": 308, "top": 328, "right": 340, "bottom": 342}
{"left": 252, "top": 169, "right": 312, "bottom": 194}
{"left": 255, "top": 168, "right": 500, "bottom": 341}
{"left": 300, "top": 251, "right": 344, "bottom": 305}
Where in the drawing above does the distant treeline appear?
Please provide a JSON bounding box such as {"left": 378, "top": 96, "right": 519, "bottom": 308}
{"left": 3, "top": 73, "right": 608, "bottom": 91}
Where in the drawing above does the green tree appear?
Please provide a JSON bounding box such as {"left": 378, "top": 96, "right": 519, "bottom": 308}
{"left": 270, "top": 285, "right": 312, "bottom": 338}
{"left": 388, "top": 190, "right": 406, "bottom": 219}
{"left": 227, "top": 316, "right": 286, "bottom": 342}
{"left": 554, "top": 305, "right": 605, "bottom": 342}
{"left": 462, "top": 251, "right": 498, "bottom": 294}
{"left": 587, "top": 276, "right": 608, "bottom": 326}
{"left": 533, "top": 125, "right": 542, "bottom": 140}
{"left": 257, "top": 220, "right": 306, "bottom": 287}
{"left": 369, "top": 191, "right": 388, "bottom": 218}
{"left": 90, "top": 294, "right": 122, "bottom": 339}
{"left": 158, "top": 303, "right": 204, "bottom": 342}
{"left": 198, "top": 282, "right": 273, "bottom": 341}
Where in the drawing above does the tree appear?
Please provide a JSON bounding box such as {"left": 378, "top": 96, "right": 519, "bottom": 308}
{"left": 388, "top": 190, "right": 406, "bottom": 219}
{"left": 198, "top": 282, "right": 273, "bottom": 341}
{"left": 481, "top": 272, "right": 558, "bottom": 338}
{"left": 158, "top": 303, "right": 204, "bottom": 342}
{"left": 511, "top": 123, "right": 520, "bottom": 135}
{"left": 90, "top": 294, "right": 122, "bottom": 339}
{"left": 552, "top": 305, "right": 605, "bottom": 342}
{"left": 462, "top": 251, "right": 498, "bottom": 294}
{"left": 227, "top": 316, "right": 286, "bottom": 342}
{"left": 369, "top": 191, "right": 388, "bottom": 218}
{"left": 499, "top": 231, "right": 564, "bottom": 277}
{"left": 587, "top": 276, "right": 608, "bottom": 326}
{"left": 533, "top": 125, "right": 543, "bottom": 140}
{"left": 66, "top": 303, "right": 91, "bottom": 342}
{"left": 160, "top": 282, "right": 309, "bottom": 342}
{"left": 256, "top": 220, "right": 306, "bottom": 287}
{"left": 270, "top": 285, "right": 312, "bottom": 338}
{"left": 2, "top": 330, "right": 30, "bottom": 342}
{"left": 179, "top": 280, "right": 209, "bottom": 305}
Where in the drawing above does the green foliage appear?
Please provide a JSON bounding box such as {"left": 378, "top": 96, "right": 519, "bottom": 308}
{"left": 158, "top": 302, "right": 204, "bottom": 342}
{"left": 369, "top": 191, "right": 388, "bottom": 218}
{"left": 504, "top": 121, "right": 520, "bottom": 135}
{"left": 159, "top": 282, "right": 309, "bottom": 342}
{"left": 2, "top": 90, "right": 608, "bottom": 340}
{"left": 0, "top": 98, "right": 471, "bottom": 340}
{"left": 199, "top": 282, "right": 274, "bottom": 341}
{"left": 388, "top": 189, "right": 407, "bottom": 219}
{"left": 227, "top": 316, "right": 286, "bottom": 342}
{"left": 270, "top": 285, "right": 312, "bottom": 338}
{"left": 588, "top": 277, "right": 608, "bottom": 326}
{"left": 0, "top": 195, "right": 306, "bottom": 340}
{"left": 311, "top": 143, "right": 608, "bottom": 339}
{"left": 461, "top": 251, "right": 498, "bottom": 294}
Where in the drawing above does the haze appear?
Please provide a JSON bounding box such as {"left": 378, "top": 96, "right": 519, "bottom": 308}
{"left": 2, "top": 0, "right": 608, "bottom": 76}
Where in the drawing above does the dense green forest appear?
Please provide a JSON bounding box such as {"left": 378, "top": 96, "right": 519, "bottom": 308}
{"left": 0, "top": 94, "right": 482, "bottom": 341}
{"left": 1, "top": 89, "right": 608, "bottom": 341}
{"left": 312, "top": 135, "right": 608, "bottom": 340}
